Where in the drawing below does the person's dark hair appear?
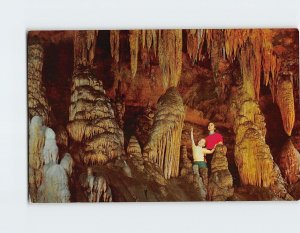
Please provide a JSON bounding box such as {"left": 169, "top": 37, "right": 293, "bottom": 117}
{"left": 208, "top": 122, "right": 216, "bottom": 131}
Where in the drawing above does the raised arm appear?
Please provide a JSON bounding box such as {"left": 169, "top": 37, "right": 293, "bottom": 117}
{"left": 202, "top": 148, "right": 215, "bottom": 154}
{"left": 191, "top": 127, "right": 196, "bottom": 147}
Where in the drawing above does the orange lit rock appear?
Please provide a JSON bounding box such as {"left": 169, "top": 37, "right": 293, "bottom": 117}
{"left": 277, "top": 139, "right": 300, "bottom": 184}
{"left": 207, "top": 144, "right": 234, "bottom": 201}
{"left": 276, "top": 79, "right": 295, "bottom": 136}
{"left": 143, "top": 87, "right": 185, "bottom": 179}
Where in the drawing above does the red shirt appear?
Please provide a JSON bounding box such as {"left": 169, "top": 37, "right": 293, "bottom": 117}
{"left": 205, "top": 132, "right": 223, "bottom": 150}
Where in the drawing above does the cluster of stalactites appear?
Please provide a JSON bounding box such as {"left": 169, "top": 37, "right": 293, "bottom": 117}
{"left": 73, "top": 30, "right": 98, "bottom": 67}
{"left": 110, "top": 30, "right": 182, "bottom": 88}
{"left": 185, "top": 30, "right": 280, "bottom": 100}
{"left": 143, "top": 87, "right": 185, "bottom": 179}
{"left": 200, "top": 29, "right": 295, "bottom": 136}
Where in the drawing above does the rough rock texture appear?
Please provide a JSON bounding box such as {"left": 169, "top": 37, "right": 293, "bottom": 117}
{"left": 207, "top": 144, "right": 234, "bottom": 201}
{"left": 135, "top": 104, "right": 155, "bottom": 147}
{"left": 179, "top": 145, "right": 193, "bottom": 176}
{"left": 276, "top": 79, "right": 295, "bottom": 136}
{"left": 231, "top": 89, "right": 292, "bottom": 200}
{"left": 73, "top": 31, "right": 98, "bottom": 67}
{"left": 112, "top": 81, "right": 126, "bottom": 129}
{"left": 67, "top": 67, "right": 124, "bottom": 165}
{"left": 232, "top": 91, "right": 274, "bottom": 187}
{"left": 127, "top": 136, "right": 142, "bottom": 157}
{"left": 79, "top": 168, "right": 112, "bottom": 202}
{"left": 143, "top": 87, "right": 185, "bottom": 179}
{"left": 277, "top": 139, "right": 300, "bottom": 184}
{"left": 28, "top": 42, "right": 50, "bottom": 124}
{"left": 28, "top": 116, "right": 45, "bottom": 202}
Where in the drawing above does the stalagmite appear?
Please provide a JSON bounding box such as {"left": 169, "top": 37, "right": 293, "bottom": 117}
{"left": 37, "top": 164, "right": 70, "bottom": 203}
{"left": 207, "top": 145, "right": 234, "bottom": 201}
{"left": 79, "top": 168, "right": 112, "bottom": 202}
{"left": 28, "top": 41, "right": 50, "bottom": 124}
{"left": 143, "top": 87, "right": 185, "bottom": 179}
{"left": 179, "top": 145, "right": 193, "bottom": 176}
{"left": 127, "top": 136, "right": 142, "bottom": 157}
{"left": 28, "top": 116, "right": 45, "bottom": 202}
{"left": 231, "top": 86, "right": 290, "bottom": 198}
{"left": 276, "top": 79, "right": 295, "bottom": 136}
{"left": 277, "top": 139, "right": 300, "bottom": 184}
{"left": 110, "top": 30, "right": 120, "bottom": 63}
{"left": 67, "top": 67, "right": 124, "bottom": 165}
{"left": 42, "top": 127, "right": 59, "bottom": 165}
{"left": 73, "top": 30, "right": 98, "bottom": 67}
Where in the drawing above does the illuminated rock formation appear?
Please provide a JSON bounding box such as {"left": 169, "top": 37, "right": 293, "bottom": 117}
{"left": 276, "top": 79, "right": 295, "bottom": 136}
{"left": 127, "top": 136, "right": 142, "bottom": 157}
{"left": 73, "top": 30, "right": 98, "bottom": 67}
{"left": 67, "top": 67, "right": 124, "bottom": 165}
{"left": 143, "top": 87, "right": 185, "bottom": 179}
{"left": 207, "top": 144, "right": 234, "bottom": 201}
{"left": 277, "top": 139, "right": 300, "bottom": 184}
{"left": 28, "top": 42, "right": 50, "bottom": 124}
{"left": 28, "top": 116, "right": 45, "bottom": 202}
{"left": 37, "top": 153, "right": 74, "bottom": 203}
{"left": 233, "top": 90, "right": 275, "bottom": 188}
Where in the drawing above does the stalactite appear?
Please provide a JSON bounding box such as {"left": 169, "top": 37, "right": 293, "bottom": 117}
{"left": 276, "top": 79, "right": 295, "bottom": 136}
{"left": 186, "top": 29, "right": 199, "bottom": 62}
{"left": 202, "top": 29, "right": 294, "bottom": 135}
{"left": 143, "top": 87, "right": 185, "bottom": 179}
{"left": 157, "top": 30, "right": 182, "bottom": 88}
{"left": 110, "top": 30, "right": 120, "bottom": 63}
{"left": 28, "top": 42, "right": 50, "bottom": 124}
{"left": 277, "top": 139, "right": 300, "bottom": 184}
{"left": 112, "top": 80, "right": 125, "bottom": 129}
{"left": 67, "top": 67, "right": 124, "bottom": 165}
{"left": 129, "top": 30, "right": 139, "bottom": 78}
{"left": 74, "top": 30, "right": 98, "bottom": 67}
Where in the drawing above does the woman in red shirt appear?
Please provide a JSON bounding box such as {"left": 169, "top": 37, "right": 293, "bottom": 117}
{"left": 205, "top": 122, "right": 223, "bottom": 173}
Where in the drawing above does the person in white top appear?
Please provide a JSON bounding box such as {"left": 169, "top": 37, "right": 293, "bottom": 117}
{"left": 190, "top": 127, "right": 215, "bottom": 187}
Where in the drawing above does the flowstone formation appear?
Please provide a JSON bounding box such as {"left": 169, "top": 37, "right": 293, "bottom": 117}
{"left": 143, "top": 87, "right": 185, "bottom": 179}
{"left": 231, "top": 89, "right": 292, "bottom": 199}
{"left": 67, "top": 67, "right": 124, "bottom": 165}
{"left": 28, "top": 41, "right": 50, "bottom": 124}
{"left": 207, "top": 145, "right": 234, "bottom": 201}
{"left": 277, "top": 139, "right": 300, "bottom": 184}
